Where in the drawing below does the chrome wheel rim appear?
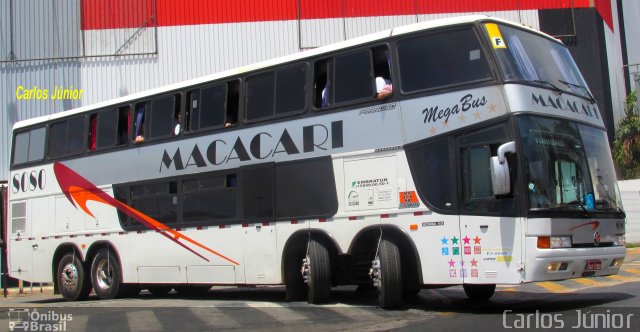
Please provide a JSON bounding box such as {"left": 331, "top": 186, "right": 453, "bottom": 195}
{"left": 60, "top": 263, "right": 79, "bottom": 292}
{"left": 95, "top": 259, "right": 113, "bottom": 290}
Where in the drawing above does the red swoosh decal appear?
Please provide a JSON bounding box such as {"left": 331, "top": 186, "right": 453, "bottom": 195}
{"left": 568, "top": 221, "right": 600, "bottom": 232}
{"left": 53, "top": 162, "right": 239, "bottom": 265}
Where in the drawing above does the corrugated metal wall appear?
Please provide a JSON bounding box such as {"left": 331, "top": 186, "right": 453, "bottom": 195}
{"left": 0, "top": 0, "right": 624, "bottom": 181}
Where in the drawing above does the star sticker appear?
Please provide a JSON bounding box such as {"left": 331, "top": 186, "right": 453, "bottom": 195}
{"left": 448, "top": 259, "right": 456, "bottom": 268}
{"left": 473, "top": 235, "right": 481, "bottom": 244}
{"left": 488, "top": 103, "right": 497, "bottom": 113}
{"left": 442, "top": 120, "right": 449, "bottom": 128}
{"left": 458, "top": 114, "right": 466, "bottom": 123}
{"left": 474, "top": 111, "right": 482, "bottom": 120}
{"left": 451, "top": 236, "right": 459, "bottom": 245}
{"left": 459, "top": 260, "right": 465, "bottom": 267}
{"left": 441, "top": 236, "right": 449, "bottom": 246}
{"left": 470, "top": 258, "right": 478, "bottom": 267}
{"left": 463, "top": 236, "right": 471, "bottom": 245}
{"left": 429, "top": 126, "right": 438, "bottom": 135}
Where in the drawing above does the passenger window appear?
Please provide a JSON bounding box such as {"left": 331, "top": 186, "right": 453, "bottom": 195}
{"left": 189, "top": 84, "right": 226, "bottom": 131}
{"left": 134, "top": 95, "right": 179, "bottom": 142}
{"left": 246, "top": 72, "right": 275, "bottom": 121}
{"left": 246, "top": 64, "right": 307, "bottom": 121}
{"left": 188, "top": 80, "right": 240, "bottom": 131}
{"left": 182, "top": 174, "right": 237, "bottom": 225}
{"left": 334, "top": 50, "right": 374, "bottom": 103}
{"left": 314, "top": 59, "right": 332, "bottom": 108}
{"left": 12, "top": 127, "right": 46, "bottom": 165}
{"left": 91, "top": 107, "right": 130, "bottom": 150}
{"left": 398, "top": 28, "right": 492, "bottom": 92}
{"left": 275, "top": 65, "right": 306, "bottom": 114}
{"left": 149, "top": 96, "right": 176, "bottom": 138}
{"left": 48, "top": 116, "right": 85, "bottom": 158}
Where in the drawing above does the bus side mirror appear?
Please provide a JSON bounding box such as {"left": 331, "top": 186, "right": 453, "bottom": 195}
{"left": 490, "top": 141, "right": 516, "bottom": 196}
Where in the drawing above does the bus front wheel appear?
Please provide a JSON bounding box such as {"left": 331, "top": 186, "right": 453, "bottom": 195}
{"left": 91, "top": 248, "right": 125, "bottom": 300}
{"left": 303, "top": 239, "right": 331, "bottom": 304}
{"left": 463, "top": 284, "right": 496, "bottom": 300}
{"left": 371, "top": 238, "right": 402, "bottom": 309}
{"left": 57, "top": 252, "right": 91, "bottom": 301}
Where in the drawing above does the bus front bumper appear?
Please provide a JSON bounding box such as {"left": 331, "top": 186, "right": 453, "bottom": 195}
{"left": 524, "top": 242, "right": 626, "bottom": 282}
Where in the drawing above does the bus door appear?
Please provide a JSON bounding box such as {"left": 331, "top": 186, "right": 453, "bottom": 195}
{"left": 241, "top": 165, "right": 279, "bottom": 284}
{"left": 457, "top": 125, "right": 522, "bottom": 284}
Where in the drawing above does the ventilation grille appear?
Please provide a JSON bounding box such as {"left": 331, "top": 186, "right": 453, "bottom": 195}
{"left": 11, "top": 202, "right": 26, "bottom": 234}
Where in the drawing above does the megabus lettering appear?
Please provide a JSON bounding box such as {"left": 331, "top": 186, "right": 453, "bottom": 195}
{"left": 531, "top": 93, "right": 599, "bottom": 119}
{"left": 160, "top": 121, "right": 344, "bottom": 172}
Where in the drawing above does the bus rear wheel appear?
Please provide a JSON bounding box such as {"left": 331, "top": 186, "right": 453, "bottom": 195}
{"left": 463, "top": 284, "right": 496, "bottom": 300}
{"left": 371, "top": 238, "right": 402, "bottom": 309}
{"left": 303, "top": 239, "right": 331, "bottom": 304}
{"left": 91, "top": 248, "right": 126, "bottom": 300}
{"left": 57, "top": 252, "right": 91, "bottom": 301}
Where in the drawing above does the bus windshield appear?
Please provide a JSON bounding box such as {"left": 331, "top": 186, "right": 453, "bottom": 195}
{"left": 517, "top": 116, "right": 622, "bottom": 213}
{"left": 490, "top": 23, "right": 592, "bottom": 100}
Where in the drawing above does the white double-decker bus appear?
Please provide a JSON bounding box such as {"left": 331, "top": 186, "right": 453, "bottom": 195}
{"left": 6, "top": 16, "right": 626, "bottom": 308}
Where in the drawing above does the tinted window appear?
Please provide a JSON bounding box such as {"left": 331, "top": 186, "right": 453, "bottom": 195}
{"left": 334, "top": 50, "right": 374, "bottom": 103}
{"left": 14, "top": 128, "right": 46, "bottom": 165}
{"left": 199, "top": 85, "right": 226, "bottom": 129}
{"left": 183, "top": 175, "right": 237, "bottom": 224}
{"left": 246, "top": 72, "right": 275, "bottom": 121}
{"left": 398, "top": 28, "right": 492, "bottom": 92}
{"left": 130, "top": 182, "right": 178, "bottom": 226}
{"left": 276, "top": 64, "right": 307, "bottom": 114}
{"left": 275, "top": 157, "right": 338, "bottom": 219}
{"left": 49, "top": 122, "right": 67, "bottom": 158}
{"left": 48, "top": 116, "right": 85, "bottom": 158}
{"left": 148, "top": 96, "right": 175, "bottom": 138}
{"left": 29, "top": 128, "right": 46, "bottom": 161}
{"left": 96, "top": 109, "right": 118, "bottom": 149}
{"left": 13, "top": 131, "right": 30, "bottom": 165}
{"left": 406, "top": 138, "right": 455, "bottom": 212}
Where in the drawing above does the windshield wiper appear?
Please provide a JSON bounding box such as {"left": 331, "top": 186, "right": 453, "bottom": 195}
{"left": 536, "top": 201, "right": 591, "bottom": 217}
{"left": 530, "top": 80, "right": 564, "bottom": 94}
{"left": 558, "top": 80, "right": 596, "bottom": 104}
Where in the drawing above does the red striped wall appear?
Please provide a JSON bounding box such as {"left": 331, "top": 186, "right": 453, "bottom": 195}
{"left": 81, "top": 0, "right": 608, "bottom": 30}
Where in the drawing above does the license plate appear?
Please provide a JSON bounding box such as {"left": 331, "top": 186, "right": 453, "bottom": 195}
{"left": 586, "top": 260, "right": 602, "bottom": 271}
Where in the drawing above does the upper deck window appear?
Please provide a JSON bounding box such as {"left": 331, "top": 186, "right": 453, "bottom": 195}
{"left": 246, "top": 64, "right": 307, "bottom": 121}
{"left": 12, "top": 127, "right": 46, "bottom": 165}
{"left": 486, "top": 23, "right": 591, "bottom": 99}
{"left": 48, "top": 116, "right": 85, "bottom": 158}
{"left": 398, "top": 28, "right": 492, "bottom": 92}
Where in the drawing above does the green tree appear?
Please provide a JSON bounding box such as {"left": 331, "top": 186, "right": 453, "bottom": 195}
{"left": 613, "top": 91, "right": 640, "bottom": 179}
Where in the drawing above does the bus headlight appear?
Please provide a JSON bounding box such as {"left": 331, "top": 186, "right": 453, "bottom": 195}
{"left": 613, "top": 235, "right": 626, "bottom": 246}
{"left": 538, "top": 236, "right": 572, "bottom": 249}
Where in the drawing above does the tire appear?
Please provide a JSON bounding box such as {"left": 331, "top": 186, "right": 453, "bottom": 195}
{"left": 56, "top": 252, "right": 91, "bottom": 301}
{"left": 375, "top": 238, "right": 402, "bottom": 309}
{"left": 285, "top": 256, "right": 306, "bottom": 302}
{"left": 306, "top": 239, "right": 331, "bottom": 304}
{"left": 463, "top": 284, "right": 496, "bottom": 301}
{"left": 90, "top": 248, "right": 126, "bottom": 300}
{"left": 147, "top": 286, "right": 173, "bottom": 296}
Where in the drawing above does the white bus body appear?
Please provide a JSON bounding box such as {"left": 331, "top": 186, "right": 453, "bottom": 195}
{"left": 6, "top": 16, "right": 625, "bottom": 308}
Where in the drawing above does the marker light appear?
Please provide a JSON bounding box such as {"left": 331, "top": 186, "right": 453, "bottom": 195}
{"left": 538, "top": 236, "right": 572, "bottom": 249}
